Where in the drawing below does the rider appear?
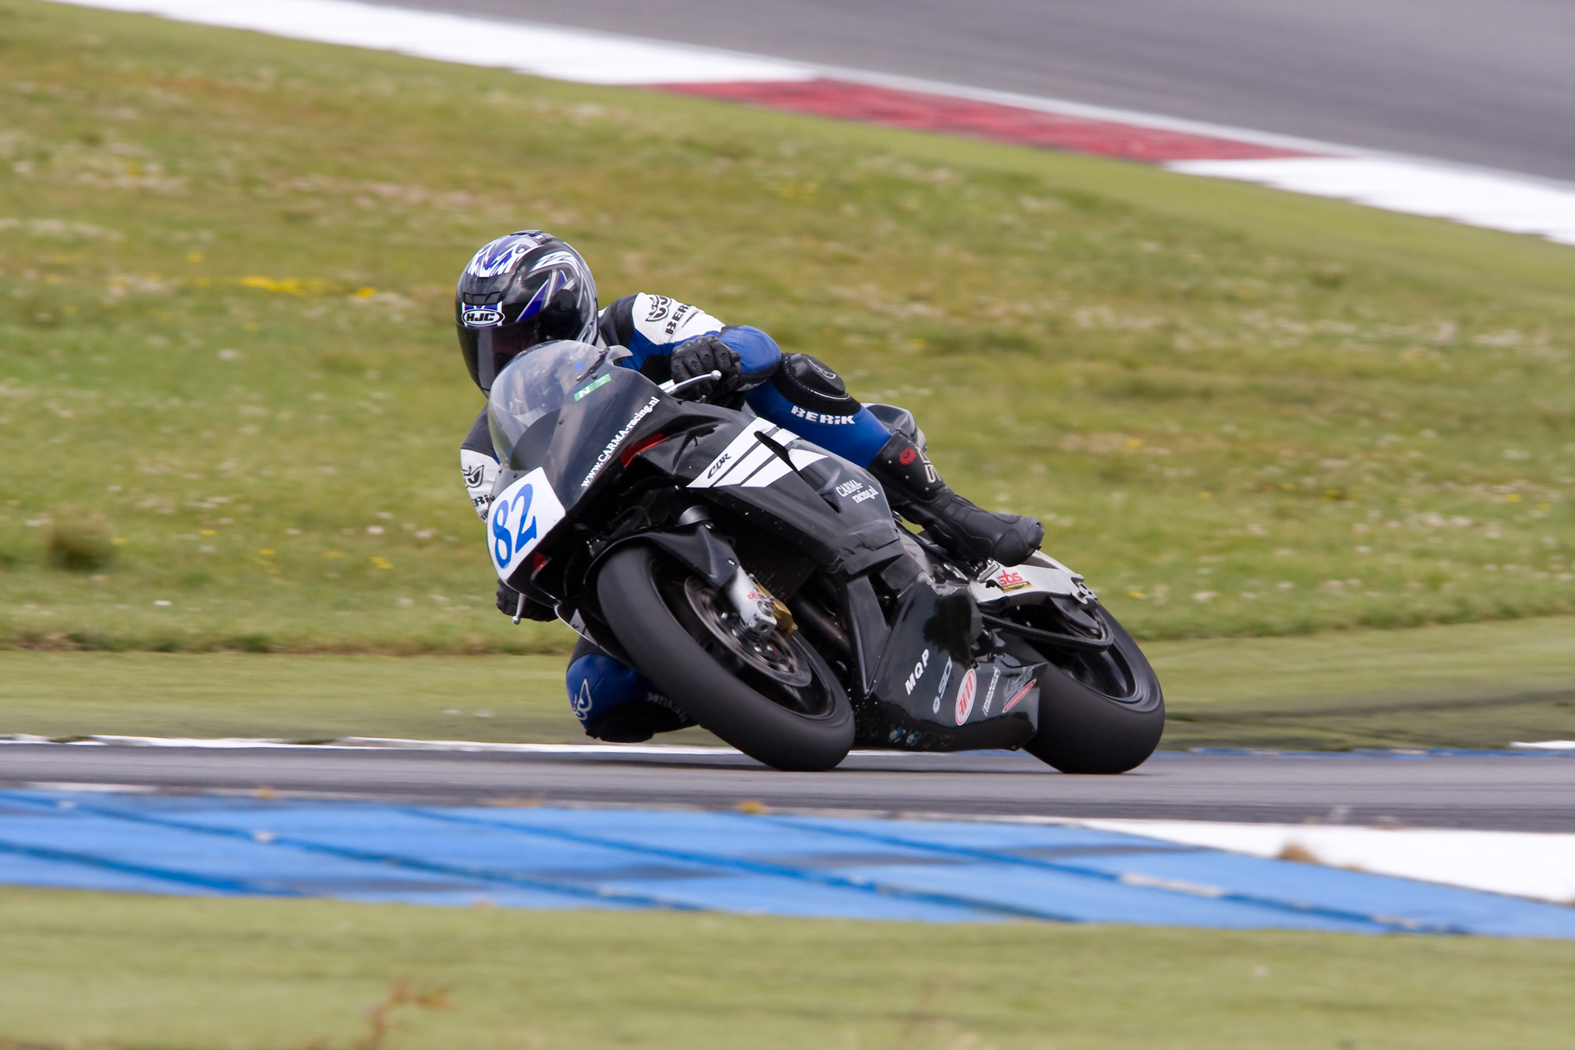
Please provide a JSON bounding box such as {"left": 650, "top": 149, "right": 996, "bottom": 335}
{"left": 455, "top": 230, "right": 1044, "bottom": 740}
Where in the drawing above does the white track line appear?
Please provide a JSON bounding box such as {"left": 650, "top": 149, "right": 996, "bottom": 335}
{"left": 0, "top": 734, "right": 957, "bottom": 757}
{"left": 0, "top": 733, "right": 742, "bottom": 754}
{"left": 1171, "top": 157, "right": 1575, "bottom": 246}
{"left": 1076, "top": 819, "right": 1575, "bottom": 905}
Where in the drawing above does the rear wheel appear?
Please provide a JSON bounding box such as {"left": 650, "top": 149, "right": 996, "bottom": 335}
{"left": 596, "top": 544, "right": 854, "bottom": 771}
{"left": 1012, "top": 602, "right": 1164, "bottom": 774}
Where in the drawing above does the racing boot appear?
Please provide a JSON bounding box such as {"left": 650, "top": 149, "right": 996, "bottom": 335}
{"left": 869, "top": 432, "right": 1044, "bottom": 566}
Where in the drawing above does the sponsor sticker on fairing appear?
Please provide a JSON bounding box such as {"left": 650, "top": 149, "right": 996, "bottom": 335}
{"left": 688, "top": 421, "right": 825, "bottom": 491}
{"left": 932, "top": 655, "right": 953, "bottom": 715}
{"left": 954, "top": 667, "right": 977, "bottom": 725}
{"left": 573, "top": 373, "right": 611, "bottom": 401}
{"left": 834, "top": 479, "right": 880, "bottom": 504}
{"left": 981, "top": 667, "right": 1000, "bottom": 716}
{"left": 903, "top": 649, "right": 930, "bottom": 695}
{"left": 1002, "top": 677, "right": 1036, "bottom": 713}
{"left": 581, "top": 396, "right": 661, "bottom": 489}
{"left": 992, "top": 568, "right": 1031, "bottom": 593}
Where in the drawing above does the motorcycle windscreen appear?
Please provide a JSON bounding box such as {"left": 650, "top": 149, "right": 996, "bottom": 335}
{"left": 529, "top": 366, "right": 688, "bottom": 501}
{"left": 486, "top": 339, "right": 611, "bottom": 467}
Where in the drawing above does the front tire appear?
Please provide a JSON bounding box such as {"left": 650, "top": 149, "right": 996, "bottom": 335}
{"left": 596, "top": 544, "right": 854, "bottom": 771}
{"left": 1022, "top": 605, "right": 1164, "bottom": 774}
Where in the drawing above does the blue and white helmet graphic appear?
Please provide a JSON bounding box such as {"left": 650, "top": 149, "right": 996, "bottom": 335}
{"left": 455, "top": 231, "right": 599, "bottom": 393}
{"left": 465, "top": 232, "right": 544, "bottom": 280}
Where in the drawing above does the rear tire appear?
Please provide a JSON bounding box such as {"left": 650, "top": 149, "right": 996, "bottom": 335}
{"left": 596, "top": 544, "right": 854, "bottom": 771}
{"left": 1022, "top": 605, "right": 1164, "bottom": 774}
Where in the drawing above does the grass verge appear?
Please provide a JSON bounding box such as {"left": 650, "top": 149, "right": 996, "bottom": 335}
{"left": 4, "top": 615, "right": 1572, "bottom": 749}
{"left": 2, "top": 886, "right": 1574, "bottom": 1050}
{"left": 0, "top": 0, "right": 1573, "bottom": 651}
{"left": 1151, "top": 614, "right": 1575, "bottom": 749}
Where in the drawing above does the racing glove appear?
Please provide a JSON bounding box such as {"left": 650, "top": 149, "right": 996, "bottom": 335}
{"left": 669, "top": 335, "right": 742, "bottom": 400}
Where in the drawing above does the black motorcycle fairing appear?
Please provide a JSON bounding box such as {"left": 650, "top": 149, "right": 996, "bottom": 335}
{"left": 854, "top": 580, "right": 1043, "bottom": 751}
{"left": 675, "top": 418, "right": 908, "bottom": 577}
{"left": 583, "top": 524, "right": 741, "bottom": 607}
{"left": 841, "top": 576, "right": 890, "bottom": 698}
{"left": 520, "top": 366, "right": 688, "bottom": 499}
{"left": 495, "top": 359, "right": 908, "bottom": 586}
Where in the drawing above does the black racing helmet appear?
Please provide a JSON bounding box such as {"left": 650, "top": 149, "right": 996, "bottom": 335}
{"left": 455, "top": 231, "right": 598, "bottom": 393}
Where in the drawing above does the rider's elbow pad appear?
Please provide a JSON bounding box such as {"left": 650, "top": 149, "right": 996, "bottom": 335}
{"left": 719, "top": 325, "right": 780, "bottom": 386}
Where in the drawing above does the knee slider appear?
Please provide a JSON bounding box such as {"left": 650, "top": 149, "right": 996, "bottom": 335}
{"left": 770, "top": 353, "right": 863, "bottom": 418}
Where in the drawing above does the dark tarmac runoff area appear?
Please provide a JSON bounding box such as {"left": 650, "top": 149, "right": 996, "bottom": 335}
{"left": 376, "top": 0, "right": 1575, "bottom": 182}
{"left": 4, "top": 745, "right": 1574, "bottom": 833}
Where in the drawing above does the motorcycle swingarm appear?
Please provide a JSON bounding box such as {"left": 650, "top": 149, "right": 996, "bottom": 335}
{"left": 979, "top": 610, "right": 1115, "bottom": 652}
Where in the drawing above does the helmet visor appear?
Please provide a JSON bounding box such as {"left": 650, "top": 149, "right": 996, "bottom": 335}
{"left": 460, "top": 322, "right": 549, "bottom": 394}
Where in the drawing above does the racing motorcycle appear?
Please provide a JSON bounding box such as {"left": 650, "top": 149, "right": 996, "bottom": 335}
{"left": 485, "top": 340, "right": 1163, "bottom": 772}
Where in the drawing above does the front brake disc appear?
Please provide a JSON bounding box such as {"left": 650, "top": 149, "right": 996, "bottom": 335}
{"left": 683, "top": 577, "right": 813, "bottom": 687}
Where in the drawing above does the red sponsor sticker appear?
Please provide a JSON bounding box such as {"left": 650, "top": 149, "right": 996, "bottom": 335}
{"left": 993, "top": 569, "right": 1030, "bottom": 593}
{"left": 954, "top": 667, "right": 977, "bottom": 725}
{"left": 1002, "top": 679, "right": 1035, "bottom": 713}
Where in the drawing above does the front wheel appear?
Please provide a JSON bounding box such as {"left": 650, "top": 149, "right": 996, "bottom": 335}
{"left": 595, "top": 544, "right": 854, "bottom": 771}
{"left": 1019, "top": 603, "right": 1164, "bottom": 774}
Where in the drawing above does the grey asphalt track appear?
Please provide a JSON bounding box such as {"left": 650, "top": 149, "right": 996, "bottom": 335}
{"left": 5, "top": 745, "right": 1573, "bottom": 832}
{"left": 372, "top": 0, "right": 1575, "bottom": 182}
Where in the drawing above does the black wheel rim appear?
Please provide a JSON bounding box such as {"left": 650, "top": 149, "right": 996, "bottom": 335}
{"left": 1003, "top": 601, "right": 1143, "bottom": 702}
{"left": 661, "top": 572, "right": 838, "bottom": 718}
{"left": 682, "top": 576, "right": 813, "bottom": 687}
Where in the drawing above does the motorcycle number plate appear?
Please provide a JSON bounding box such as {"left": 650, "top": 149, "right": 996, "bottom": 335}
{"left": 487, "top": 468, "right": 567, "bottom": 582}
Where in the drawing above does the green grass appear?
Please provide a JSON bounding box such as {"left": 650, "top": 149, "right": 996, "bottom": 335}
{"left": 0, "top": 649, "right": 719, "bottom": 745}
{"left": 2, "top": 887, "right": 1574, "bottom": 1050}
{"left": 4, "top": 614, "right": 1572, "bottom": 749}
{"left": 2, "top": 0, "right": 1574, "bottom": 653}
{"left": 1151, "top": 614, "right": 1575, "bottom": 748}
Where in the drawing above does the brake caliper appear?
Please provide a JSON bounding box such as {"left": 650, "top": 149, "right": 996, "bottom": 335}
{"left": 725, "top": 568, "right": 783, "bottom": 635}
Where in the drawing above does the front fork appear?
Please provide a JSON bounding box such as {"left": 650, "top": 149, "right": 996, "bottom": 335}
{"left": 725, "top": 567, "right": 796, "bottom": 637}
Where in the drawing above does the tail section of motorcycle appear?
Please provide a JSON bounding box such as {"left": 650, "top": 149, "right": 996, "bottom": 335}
{"left": 795, "top": 543, "right": 1165, "bottom": 774}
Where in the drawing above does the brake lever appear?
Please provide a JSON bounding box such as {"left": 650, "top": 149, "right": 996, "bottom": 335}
{"left": 659, "top": 370, "right": 723, "bottom": 397}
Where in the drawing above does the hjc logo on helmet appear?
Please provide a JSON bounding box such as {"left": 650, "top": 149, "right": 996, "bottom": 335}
{"left": 461, "top": 306, "right": 505, "bottom": 327}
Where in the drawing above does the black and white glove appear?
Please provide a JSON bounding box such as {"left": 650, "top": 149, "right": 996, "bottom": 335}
{"left": 669, "top": 335, "right": 742, "bottom": 401}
